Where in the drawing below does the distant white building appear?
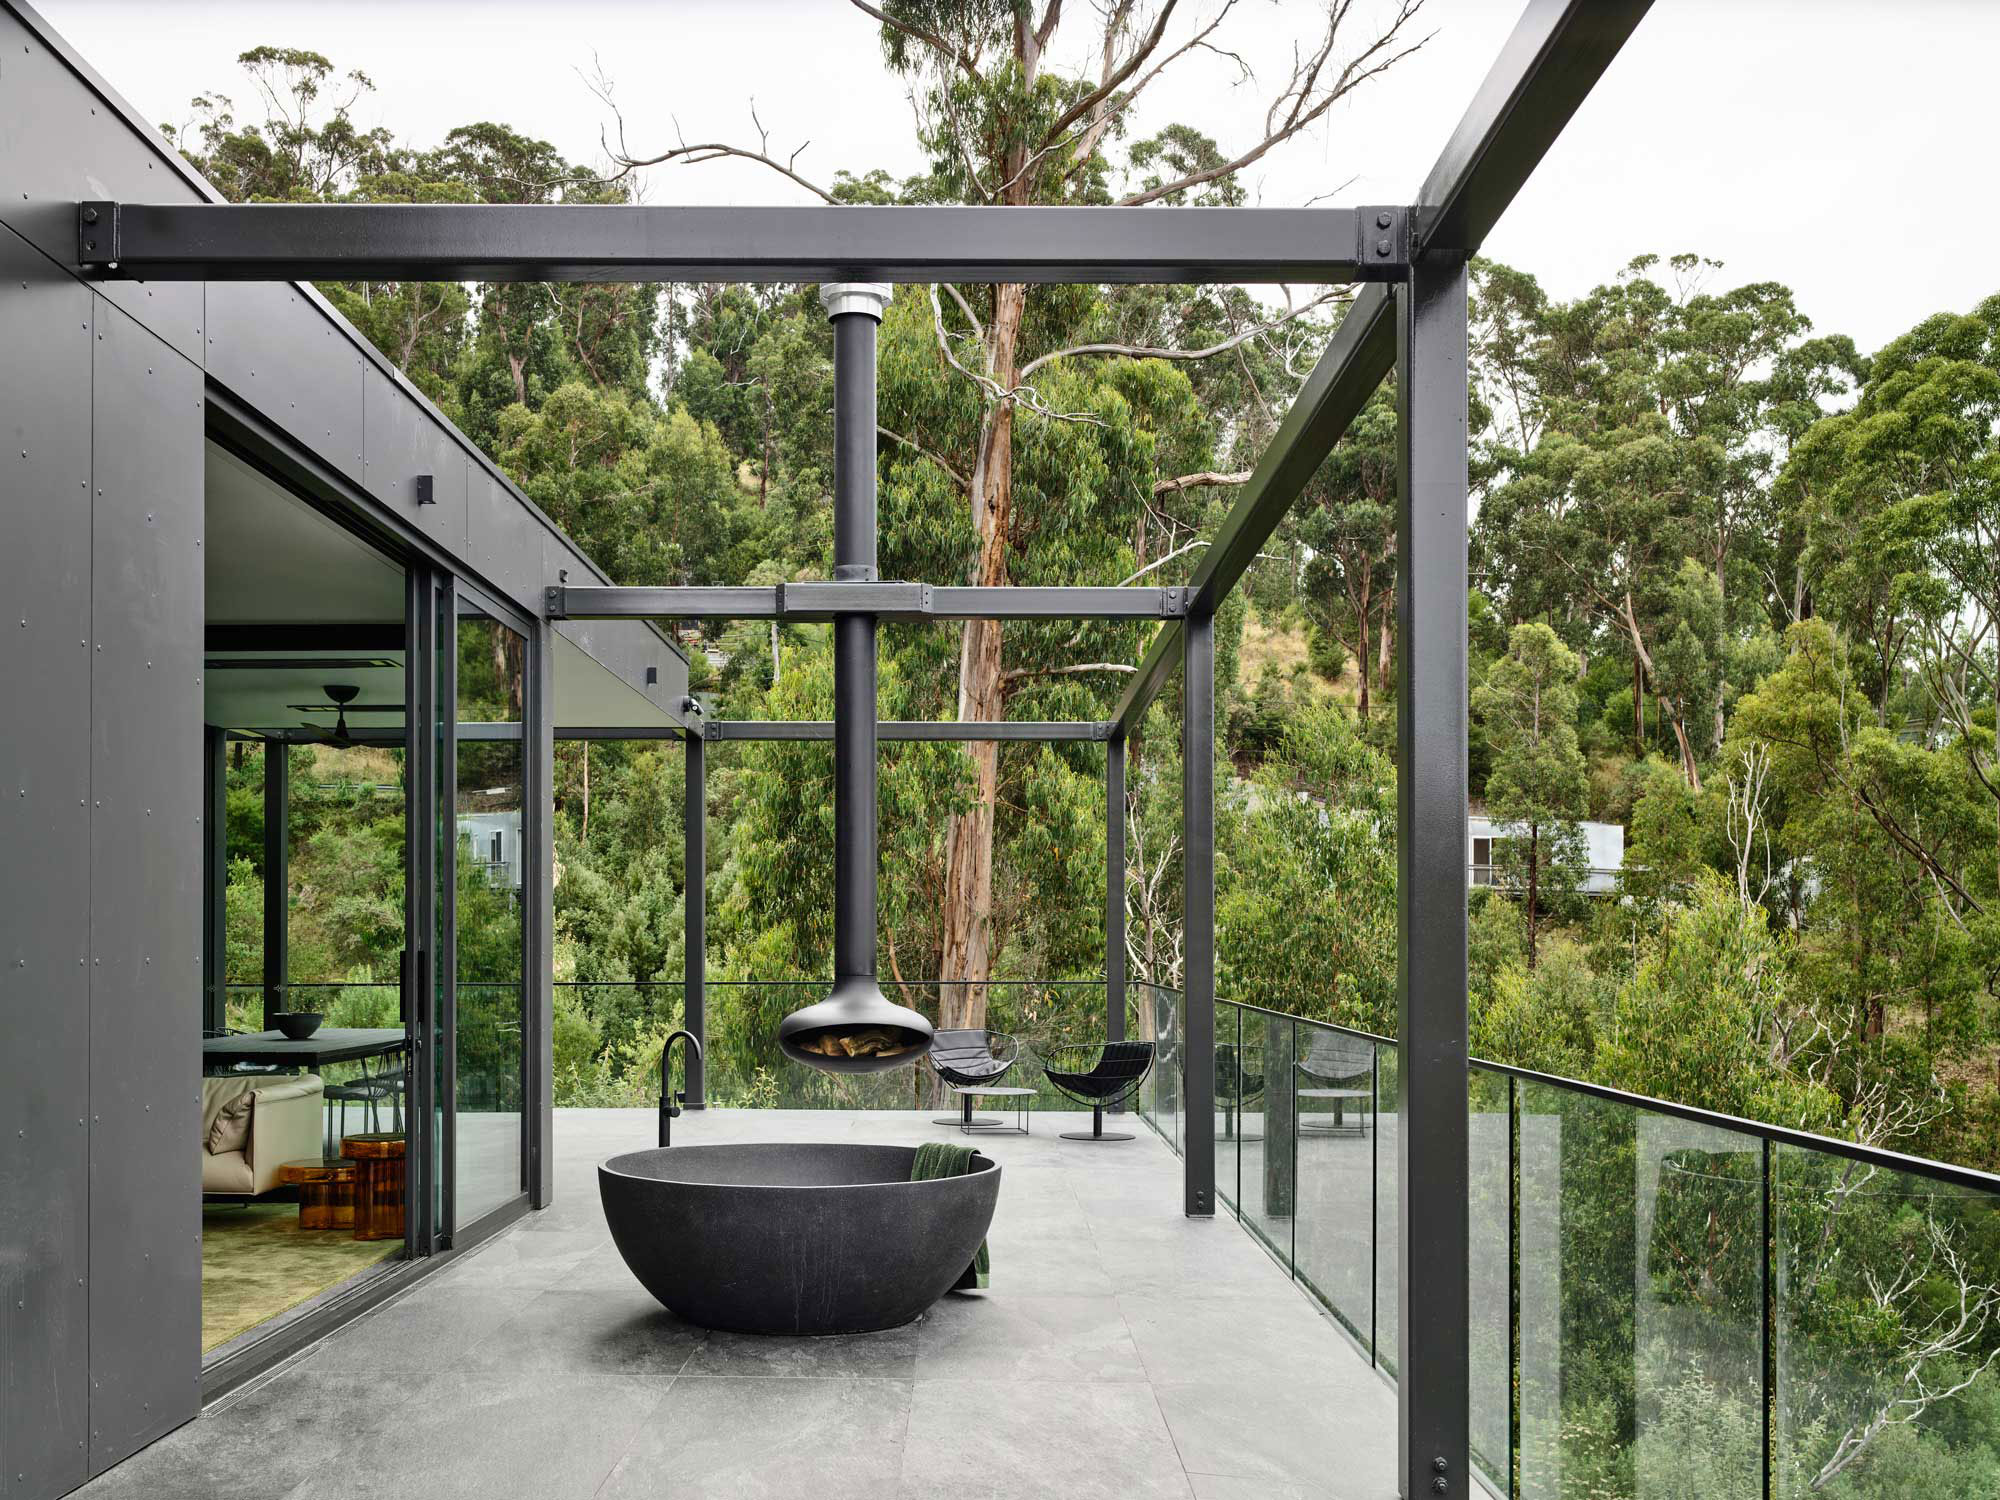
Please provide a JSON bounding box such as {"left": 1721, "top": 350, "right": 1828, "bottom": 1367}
{"left": 1469, "top": 814, "right": 1624, "bottom": 895}
{"left": 457, "top": 811, "right": 524, "bottom": 893}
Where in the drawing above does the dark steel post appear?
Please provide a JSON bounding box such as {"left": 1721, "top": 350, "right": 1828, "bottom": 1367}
{"left": 1182, "top": 611, "right": 1216, "bottom": 1217}
{"left": 203, "top": 726, "right": 227, "bottom": 1034}
{"left": 262, "top": 739, "right": 288, "bottom": 1028}
{"left": 528, "top": 621, "right": 555, "bottom": 1206}
{"left": 683, "top": 727, "right": 707, "bottom": 1107}
{"left": 1106, "top": 730, "right": 1127, "bottom": 1046}
{"left": 826, "top": 283, "right": 889, "bottom": 995}
{"left": 1396, "top": 257, "right": 1471, "bottom": 1498}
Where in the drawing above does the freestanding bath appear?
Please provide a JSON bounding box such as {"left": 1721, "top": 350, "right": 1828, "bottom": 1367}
{"left": 598, "top": 1142, "right": 1000, "bottom": 1335}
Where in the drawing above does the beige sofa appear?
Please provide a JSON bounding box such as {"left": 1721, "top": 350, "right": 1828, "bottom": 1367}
{"left": 201, "top": 1075, "right": 325, "bottom": 1196}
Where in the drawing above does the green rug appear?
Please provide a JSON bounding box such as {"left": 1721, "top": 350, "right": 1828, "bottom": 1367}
{"left": 202, "top": 1201, "right": 401, "bottom": 1353}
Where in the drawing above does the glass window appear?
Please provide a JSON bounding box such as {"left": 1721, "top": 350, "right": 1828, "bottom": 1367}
{"left": 453, "top": 600, "right": 527, "bottom": 1226}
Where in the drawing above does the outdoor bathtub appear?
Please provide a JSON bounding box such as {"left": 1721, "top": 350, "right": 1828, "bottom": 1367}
{"left": 598, "top": 1142, "right": 1000, "bottom": 1334}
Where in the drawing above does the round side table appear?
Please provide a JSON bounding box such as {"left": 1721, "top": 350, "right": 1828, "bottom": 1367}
{"left": 341, "top": 1133, "right": 407, "bottom": 1242}
{"left": 279, "top": 1156, "right": 357, "bottom": 1231}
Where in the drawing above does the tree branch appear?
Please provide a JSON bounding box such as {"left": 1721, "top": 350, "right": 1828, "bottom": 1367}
{"left": 1002, "top": 661, "right": 1139, "bottom": 684}
{"left": 1039, "top": 0, "right": 1180, "bottom": 150}
{"left": 878, "top": 424, "right": 968, "bottom": 490}
{"left": 1153, "top": 470, "right": 1252, "bottom": 497}
{"left": 1117, "top": 0, "right": 1431, "bottom": 206}
{"left": 848, "top": 0, "right": 984, "bottom": 77}
{"left": 1018, "top": 288, "right": 1340, "bottom": 379}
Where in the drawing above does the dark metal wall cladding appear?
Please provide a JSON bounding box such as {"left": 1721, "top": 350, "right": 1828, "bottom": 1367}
{"left": 86, "top": 293, "right": 204, "bottom": 1474}
{"left": 469, "top": 463, "right": 546, "bottom": 605}
{"left": 364, "top": 363, "right": 468, "bottom": 550}
{"left": 0, "top": 227, "right": 94, "bottom": 1500}
{"left": 204, "top": 281, "right": 367, "bottom": 483}
{"left": 0, "top": 9, "right": 205, "bottom": 367}
{"left": 547, "top": 541, "right": 689, "bottom": 722}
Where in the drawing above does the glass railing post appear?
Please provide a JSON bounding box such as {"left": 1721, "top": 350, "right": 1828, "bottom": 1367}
{"left": 1370, "top": 1041, "right": 1381, "bottom": 1367}
{"left": 1761, "top": 1136, "right": 1773, "bottom": 1500}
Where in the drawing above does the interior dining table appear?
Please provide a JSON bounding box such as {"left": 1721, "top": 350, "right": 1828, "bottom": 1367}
{"left": 201, "top": 1027, "right": 407, "bottom": 1072}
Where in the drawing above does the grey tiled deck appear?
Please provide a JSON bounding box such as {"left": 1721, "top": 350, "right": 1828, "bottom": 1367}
{"left": 80, "top": 1108, "right": 1396, "bottom": 1500}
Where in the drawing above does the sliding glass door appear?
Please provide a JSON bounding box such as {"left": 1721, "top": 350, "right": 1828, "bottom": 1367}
{"left": 446, "top": 586, "right": 532, "bottom": 1229}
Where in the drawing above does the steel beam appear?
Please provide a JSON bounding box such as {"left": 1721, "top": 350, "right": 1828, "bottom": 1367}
{"left": 261, "top": 740, "right": 287, "bottom": 1028}
{"left": 1111, "top": 0, "right": 1648, "bottom": 738}
{"left": 76, "top": 203, "right": 1404, "bottom": 284}
{"left": 683, "top": 729, "right": 707, "bottom": 1109}
{"left": 706, "top": 720, "right": 1109, "bottom": 742}
{"left": 1106, "top": 731, "right": 1127, "bottom": 1048}
{"left": 1113, "top": 283, "right": 1395, "bottom": 733}
{"left": 549, "top": 582, "right": 1184, "bottom": 622}
{"left": 1181, "top": 613, "right": 1216, "bottom": 1218}
{"left": 1415, "top": 0, "right": 1653, "bottom": 256}
{"left": 1395, "top": 259, "right": 1471, "bottom": 1500}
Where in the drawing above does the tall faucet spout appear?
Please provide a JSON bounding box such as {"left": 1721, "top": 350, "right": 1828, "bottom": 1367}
{"left": 658, "top": 1030, "right": 704, "bottom": 1148}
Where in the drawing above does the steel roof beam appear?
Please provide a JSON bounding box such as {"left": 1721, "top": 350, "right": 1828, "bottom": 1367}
{"left": 708, "top": 720, "right": 1109, "bottom": 742}
{"left": 1110, "top": 0, "right": 1651, "bottom": 736}
{"left": 76, "top": 202, "right": 1406, "bottom": 285}
{"left": 549, "top": 583, "right": 1186, "bottom": 622}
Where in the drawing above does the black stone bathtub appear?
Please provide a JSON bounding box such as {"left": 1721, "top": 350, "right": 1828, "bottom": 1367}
{"left": 598, "top": 1142, "right": 1001, "bottom": 1335}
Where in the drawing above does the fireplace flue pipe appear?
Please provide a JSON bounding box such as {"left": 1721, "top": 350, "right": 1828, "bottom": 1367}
{"left": 776, "top": 284, "right": 936, "bottom": 1074}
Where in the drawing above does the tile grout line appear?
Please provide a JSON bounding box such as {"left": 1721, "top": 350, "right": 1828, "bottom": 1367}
{"left": 589, "top": 1329, "right": 709, "bottom": 1499}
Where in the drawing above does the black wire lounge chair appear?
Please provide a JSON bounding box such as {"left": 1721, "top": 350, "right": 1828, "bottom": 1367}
{"left": 1218, "top": 1041, "right": 1264, "bottom": 1142}
{"left": 1294, "top": 1029, "right": 1374, "bottom": 1138}
{"left": 927, "top": 1029, "right": 1021, "bottom": 1128}
{"left": 1040, "top": 1040, "right": 1155, "bottom": 1142}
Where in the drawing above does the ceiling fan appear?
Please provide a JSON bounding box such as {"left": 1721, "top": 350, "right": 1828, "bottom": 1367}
{"left": 290, "top": 683, "right": 403, "bottom": 748}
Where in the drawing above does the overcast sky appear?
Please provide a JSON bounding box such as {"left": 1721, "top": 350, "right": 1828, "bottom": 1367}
{"left": 39, "top": 0, "right": 2000, "bottom": 355}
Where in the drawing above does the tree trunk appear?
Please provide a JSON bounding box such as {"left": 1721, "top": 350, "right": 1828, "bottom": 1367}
{"left": 1376, "top": 599, "right": 1393, "bottom": 712}
{"left": 1633, "top": 654, "right": 1646, "bottom": 757}
{"left": 938, "top": 284, "right": 1025, "bottom": 1031}
{"left": 1353, "top": 578, "right": 1371, "bottom": 721}
{"left": 1526, "top": 821, "right": 1540, "bottom": 971}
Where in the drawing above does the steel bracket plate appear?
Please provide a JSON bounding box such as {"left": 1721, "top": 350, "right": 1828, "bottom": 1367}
{"left": 1354, "top": 206, "right": 1410, "bottom": 280}
{"left": 77, "top": 200, "right": 119, "bottom": 267}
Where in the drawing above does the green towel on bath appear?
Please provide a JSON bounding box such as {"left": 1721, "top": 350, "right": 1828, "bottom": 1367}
{"left": 911, "top": 1140, "right": 991, "bottom": 1290}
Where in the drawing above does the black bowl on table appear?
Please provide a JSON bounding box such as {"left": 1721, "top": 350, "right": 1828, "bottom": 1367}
{"left": 272, "top": 1011, "right": 324, "bottom": 1041}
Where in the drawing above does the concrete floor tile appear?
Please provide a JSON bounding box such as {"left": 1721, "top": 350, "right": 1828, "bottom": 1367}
{"left": 916, "top": 1293, "right": 1146, "bottom": 1383}
{"left": 1152, "top": 1379, "right": 1396, "bottom": 1496}
{"left": 464, "top": 1286, "right": 704, "bottom": 1378}
{"left": 597, "top": 1377, "right": 913, "bottom": 1500}
{"left": 298, "top": 1285, "right": 533, "bottom": 1373}
{"left": 682, "top": 1318, "right": 922, "bottom": 1378}
{"left": 81, "top": 1107, "right": 1399, "bottom": 1500}
{"left": 901, "top": 1378, "right": 1193, "bottom": 1500}
{"left": 1119, "top": 1296, "right": 1355, "bottom": 1386}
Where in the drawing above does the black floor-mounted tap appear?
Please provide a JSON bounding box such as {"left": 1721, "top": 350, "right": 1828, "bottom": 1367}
{"left": 658, "top": 1029, "right": 703, "bottom": 1147}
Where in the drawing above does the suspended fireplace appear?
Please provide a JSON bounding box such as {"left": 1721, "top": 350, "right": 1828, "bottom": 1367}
{"left": 776, "top": 284, "right": 935, "bottom": 1074}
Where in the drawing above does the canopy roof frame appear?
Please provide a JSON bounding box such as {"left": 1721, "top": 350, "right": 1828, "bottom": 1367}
{"left": 77, "top": 5, "right": 1652, "bottom": 1492}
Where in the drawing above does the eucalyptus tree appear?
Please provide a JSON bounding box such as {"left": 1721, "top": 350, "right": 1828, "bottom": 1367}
{"left": 1475, "top": 257, "right": 1852, "bottom": 783}
{"left": 590, "top": 0, "right": 1430, "bottom": 1027}
{"left": 1473, "top": 623, "right": 1589, "bottom": 967}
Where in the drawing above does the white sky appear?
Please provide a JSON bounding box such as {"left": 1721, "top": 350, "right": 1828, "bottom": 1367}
{"left": 38, "top": 0, "right": 2000, "bottom": 355}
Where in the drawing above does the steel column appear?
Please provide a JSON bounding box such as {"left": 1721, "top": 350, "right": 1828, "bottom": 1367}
{"left": 1181, "top": 613, "right": 1216, "bottom": 1217}
{"left": 1106, "top": 731, "right": 1127, "bottom": 1047}
{"left": 261, "top": 739, "right": 288, "bottom": 1028}
{"left": 683, "top": 728, "right": 707, "bottom": 1108}
{"left": 528, "top": 620, "right": 555, "bottom": 1206}
{"left": 1395, "top": 258, "right": 1471, "bottom": 1499}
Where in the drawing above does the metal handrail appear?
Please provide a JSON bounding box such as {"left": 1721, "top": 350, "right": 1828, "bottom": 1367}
{"left": 1217, "top": 996, "right": 2000, "bottom": 1196}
